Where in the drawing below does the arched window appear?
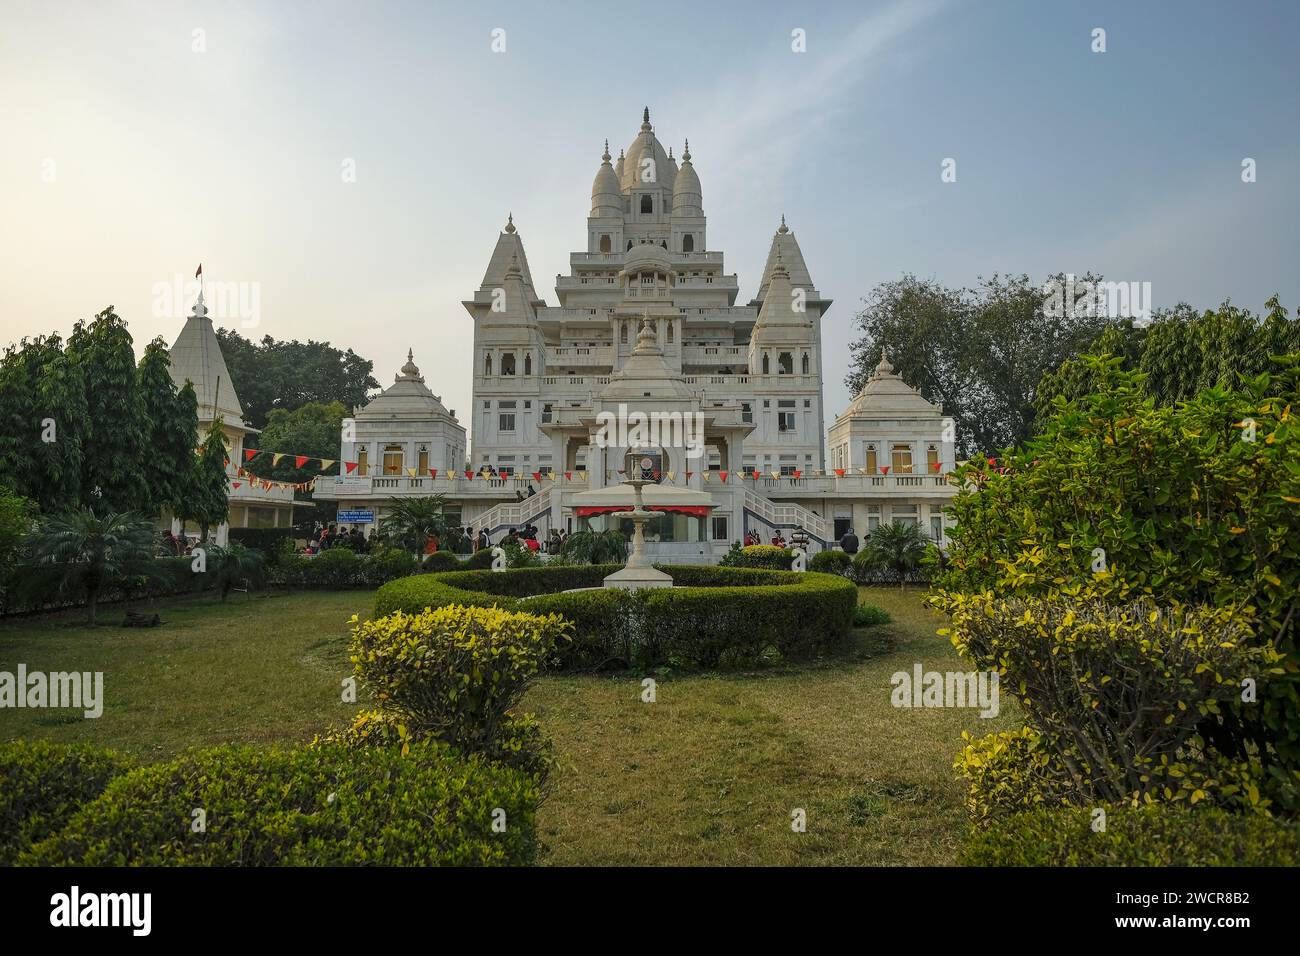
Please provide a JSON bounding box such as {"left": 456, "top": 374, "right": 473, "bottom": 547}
{"left": 599, "top": 234, "right": 611, "bottom": 253}
{"left": 357, "top": 446, "right": 369, "bottom": 477}
{"left": 627, "top": 239, "right": 634, "bottom": 251}
{"left": 762, "top": 354, "right": 770, "bottom": 375}
{"left": 666, "top": 321, "right": 674, "bottom": 344}
{"left": 524, "top": 353, "right": 532, "bottom": 375}
{"left": 620, "top": 322, "right": 628, "bottom": 344}
{"left": 640, "top": 194, "right": 653, "bottom": 214}
{"left": 484, "top": 352, "right": 492, "bottom": 375}
{"left": 417, "top": 446, "right": 429, "bottom": 474}
{"left": 778, "top": 352, "right": 793, "bottom": 375}
{"left": 682, "top": 234, "right": 694, "bottom": 252}
{"left": 801, "top": 352, "right": 809, "bottom": 374}
{"left": 501, "top": 353, "right": 516, "bottom": 376}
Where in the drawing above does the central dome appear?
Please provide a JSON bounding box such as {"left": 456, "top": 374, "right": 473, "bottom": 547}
{"left": 620, "top": 107, "right": 675, "bottom": 194}
{"left": 621, "top": 240, "right": 673, "bottom": 277}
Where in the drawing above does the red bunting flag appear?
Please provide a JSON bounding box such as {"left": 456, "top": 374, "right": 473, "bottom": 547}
{"left": 564, "top": 471, "right": 572, "bottom": 480}
{"left": 719, "top": 471, "right": 727, "bottom": 482}
{"left": 232, "top": 482, "right": 241, "bottom": 489}
{"left": 465, "top": 470, "right": 473, "bottom": 479}
{"left": 880, "top": 466, "right": 890, "bottom": 474}
{"left": 834, "top": 468, "right": 846, "bottom": 477}
{"left": 932, "top": 461, "right": 942, "bottom": 472}
{"left": 244, "top": 449, "right": 256, "bottom": 461}
{"left": 751, "top": 470, "right": 760, "bottom": 481}
{"left": 793, "top": 470, "right": 802, "bottom": 479}
{"left": 532, "top": 471, "right": 542, "bottom": 481}
{"left": 686, "top": 470, "right": 694, "bottom": 480}
{"left": 295, "top": 455, "right": 309, "bottom": 468}
{"left": 345, "top": 461, "right": 357, "bottom": 474}
{"left": 652, "top": 471, "right": 660, "bottom": 480}
{"left": 429, "top": 469, "right": 438, "bottom": 479}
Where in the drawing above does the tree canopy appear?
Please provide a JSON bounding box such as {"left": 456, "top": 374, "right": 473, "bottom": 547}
{"left": 845, "top": 274, "right": 1110, "bottom": 458}
{"left": 215, "top": 329, "right": 378, "bottom": 430}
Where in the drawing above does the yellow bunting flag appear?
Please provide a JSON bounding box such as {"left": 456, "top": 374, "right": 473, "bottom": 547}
{"left": 272, "top": 453, "right": 285, "bottom": 467}
{"left": 406, "top": 467, "right": 416, "bottom": 478}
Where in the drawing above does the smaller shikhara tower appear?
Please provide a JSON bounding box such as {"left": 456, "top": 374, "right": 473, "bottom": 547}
{"left": 463, "top": 107, "right": 830, "bottom": 482}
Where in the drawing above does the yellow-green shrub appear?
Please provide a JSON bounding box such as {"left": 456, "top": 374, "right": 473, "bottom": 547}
{"left": 22, "top": 741, "right": 539, "bottom": 866}
{"left": 346, "top": 604, "right": 570, "bottom": 769}
{"left": 938, "top": 593, "right": 1280, "bottom": 817}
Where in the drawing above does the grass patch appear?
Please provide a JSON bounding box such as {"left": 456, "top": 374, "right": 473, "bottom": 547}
{"left": 1, "top": 584, "right": 1011, "bottom": 864}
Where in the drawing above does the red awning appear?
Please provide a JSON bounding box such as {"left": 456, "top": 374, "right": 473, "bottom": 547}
{"left": 575, "top": 505, "right": 712, "bottom": 518}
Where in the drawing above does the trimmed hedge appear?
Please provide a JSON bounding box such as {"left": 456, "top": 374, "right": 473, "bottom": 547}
{"left": 961, "top": 804, "right": 1300, "bottom": 866}
{"left": 810, "top": 550, "right": 852, "bottom": 576}
{"left": 374, "top": 564, "right": 857, "bottom": 669}
{"left": 272, "top": 547, "right": 419, "bottom": 589}
{"left": 0, "top": 741, "right": 133, "bottom": 865}
{"left": 22, "top": 741, "right": 539, "bottom": 866}
{"left": 2, "top": 556, "right": 209, "bottom": 615}
{"left": 422, "top": 551, "right": 462, "bottom": 572}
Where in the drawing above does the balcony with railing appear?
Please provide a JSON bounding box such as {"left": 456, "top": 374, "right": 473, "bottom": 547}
{"left": 546, "top": 346, "right": 612, "bottom": 368}
{"left": 682, "top": 345, "right": 746, "bottom": 366}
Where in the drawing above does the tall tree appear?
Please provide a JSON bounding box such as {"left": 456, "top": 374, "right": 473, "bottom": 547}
{"left": 66, "top": 308, "right": 148, "bottom": 514}
{"left": 215, "top": 329, "right": 378, "bottom": 429}
{"left": 0, "top": 335, "right": 87, "bottom": 512}
{"left": 180, "top": 417, "right": 230, "bottom": 542}
{"left": 137, "top": 338, "right": 198, "bottom": 515}
{"left": 248, "top": 400, "right": 347, "bottom": 484}
{"left": 1037, "top": 297, "right": 1300, "bottom": 416}
{"left": 845, "top": 274, "right": 1108, "bottom": 457}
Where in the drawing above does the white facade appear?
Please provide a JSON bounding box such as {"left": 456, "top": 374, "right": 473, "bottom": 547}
{"left": 315, "top": 108, "right": 956, "bottom": 557}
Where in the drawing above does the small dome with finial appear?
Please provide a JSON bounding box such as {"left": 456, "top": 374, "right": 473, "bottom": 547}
{"left": 506, "top": 251, "right": 522, "bottom": 278}
{"left": 778, "top": 214, "right": 789, "bottom": 234}
{"left": 874, "top": 348, "right": 895, "bottom": 377}
{"left": 399, "top": 348, "right": 422, "bottom": 381}
{"left": 504, "top": 212, "right": 515, "bottom": 234}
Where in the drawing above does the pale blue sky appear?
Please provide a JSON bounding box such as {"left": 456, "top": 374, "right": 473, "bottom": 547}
{"left": 2, "top": 0, "right": 1296, "bottom": 427}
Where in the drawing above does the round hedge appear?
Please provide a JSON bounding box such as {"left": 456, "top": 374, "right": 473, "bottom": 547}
{"left": 374, "top": 564, "right": 857, "bottom": 669}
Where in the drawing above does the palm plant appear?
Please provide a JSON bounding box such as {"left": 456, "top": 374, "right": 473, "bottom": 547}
{"left": 31, "top": 509, "right": 158, "bottom": 622}
{"left": 379, "top": 495, "right": 451, "bottom": 555}
{"left": 859, "top": 521, "right": 930, "bottom": 590}
{"left": 560, "top": 529, "right": 628, "bottom": 565}
{"left": 206, "top": 541, "right": 266, "bottom": 601}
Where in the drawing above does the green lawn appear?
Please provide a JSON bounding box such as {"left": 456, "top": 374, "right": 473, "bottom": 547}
{"left": 0, "top": 586, "right": 1014, "bottom": 865}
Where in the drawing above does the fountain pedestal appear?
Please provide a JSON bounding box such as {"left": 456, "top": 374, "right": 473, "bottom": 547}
{"left": 602, "top": 477, "right": 674, "bottom": 590}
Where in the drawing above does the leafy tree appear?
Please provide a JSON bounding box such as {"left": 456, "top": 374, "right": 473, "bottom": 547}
{"left": 846, "top": 274, "right": 1109, "bottom": 457}
{"left": 0, "top": 335, "right": 86, "bottom": 511}
{"left": 246, "top": 400, "right": 346, "bottom": 484}
{"left": 180, "top": 417, "right": 230, "bottom": 542}
{"left": 934, "top": 357, "right": 1300, "bottom": 805}
{"left": 857, "top": 521, "right": 929, "bottom": 589}
{"left": 1037, "top": 298, "right": 1300, "bottom": 418}
{"left": 0, "top": 486, "right": 34, "bottom": 582}
{"left": 379, "top": 496, "right": 452, "bottom": 555}
{"left": 215, "top": 329, "right": 378, "bottom": 430}
{"left": 30, "top": 509, "right": 157, "bottom": 623}
{"left": 137, "top": 338, "right": 198, "bottom": 515}
{"left": 66, "top": 308, "right": 148, "bottom": 514}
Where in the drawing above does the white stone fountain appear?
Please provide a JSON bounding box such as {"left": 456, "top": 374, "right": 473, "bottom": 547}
{"left": 601, "top": 474, "right": 674, "bottom": 590}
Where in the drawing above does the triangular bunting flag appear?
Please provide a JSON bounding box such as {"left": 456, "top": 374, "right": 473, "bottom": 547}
{"left": 232, "top": 482, "right": 241, "bottom": 489}
{"left": 406, "top": 467, "right": 416, "bottom": 478}
{"left": 465, "top": 470, "right": 473, "bottom": 479}
{"left": 345, "top": 461, "right": 358, "bottom": 474}
{"left": 751, "top": 471, "right": 761, "bottom": 481}
{"left": 770, "top": 471, "right": 780, "bottom": 480}
{"left": 932, "top": 461, "right": 942, "bottom": 472}
{"left": 564, "top": 471, "right": 572, "bottom": 480}
{"left": 295, "top": 455, "right": 309, "bottom": 468}
{"left": 320, "top": 460, "right": 336, "bottom": 471}
{"left": 793, "top": 470, "right": 802, "bottom": 479}
{"left": 703, "top": 472, "right": 711, "bottom": 483}
{"left": 880, "top": 466, "right": 890, "bottom": 475}
{"left": 532, "top": 471, "right": 542, "bottom": 481}
{"left": 429, "top": 469, "right": 438, "bottom": 479}
{"left": 244, "top": 449, "right": 256, "bottom": 461}
{"left": 685, "top": 470, "right": 693, "bottom": 481}
{"left": 718, "top": 471, "right": 726, "bottom": 482}
{"left": 834, "top": 468, "right": 846, "bottom": 477}
{"left": 272, "top": 453, "right": 285, "bottom": 466}
{"left": 666, "top": 471, "right": 675, "bottom": 481}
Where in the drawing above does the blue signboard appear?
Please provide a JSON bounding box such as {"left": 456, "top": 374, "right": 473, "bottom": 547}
{"left": 337, "top": 509, "right": 375, "bottom": 524}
